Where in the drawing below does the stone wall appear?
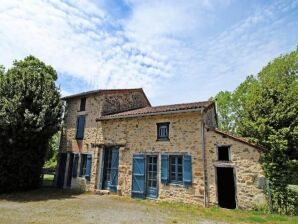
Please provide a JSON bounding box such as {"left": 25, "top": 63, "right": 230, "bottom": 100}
{"left": 101, "top": 91, "right": 150, "bottom": 115}
{"left": 205, "top": 130, "right": 265, "bottom": 209}
{"left": 204, "top": 105, "right": 217, "bottom": 129}
{"left": 60, "top": 94, "right": 102, "bottom": 153}
{"left": 59, "top": 90, "right": 150, "bottom": 191}
{"left": 100, "top": 112, "right": 206, "bottom": 205}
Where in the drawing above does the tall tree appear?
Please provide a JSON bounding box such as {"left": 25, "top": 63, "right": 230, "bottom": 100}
{"left": 0, "top": 56, "right": 62, "bottom": 192}
{"left": 212, "top": 91, "right": 235, "bottom": 132}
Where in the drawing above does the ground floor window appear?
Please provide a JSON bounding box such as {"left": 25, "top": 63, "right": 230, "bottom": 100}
{"left": 169, "top": 155, "right": 183, "bottom": 183}
{"left": 161, "top": 154, "right": 192, "bottom": 186}
{"left": 80, "top": 154, "right": 92, "bottom": 181}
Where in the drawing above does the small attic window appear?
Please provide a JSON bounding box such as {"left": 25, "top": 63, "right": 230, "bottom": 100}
{"left": 218, "top": 146, "right": 230, "bottom": 161}
{"left": 79, "top": 97, "right": 86, "bottom": 111}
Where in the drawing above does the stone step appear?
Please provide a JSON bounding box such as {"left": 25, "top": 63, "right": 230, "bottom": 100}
{"left": 95, "top": 190, "right": 110, "bottom": 195}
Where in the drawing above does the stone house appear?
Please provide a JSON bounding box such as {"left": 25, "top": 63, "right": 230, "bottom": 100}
{"left": 56, "top": 88, "right": 265, "bottom": 209}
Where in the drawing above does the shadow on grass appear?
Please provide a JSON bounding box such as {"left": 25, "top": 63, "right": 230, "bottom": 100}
{"left": 0, "top": 187, "right": 84, "bottom": 202}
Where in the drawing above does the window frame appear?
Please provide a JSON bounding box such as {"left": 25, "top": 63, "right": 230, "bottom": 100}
{"left": 79, "top": 97, "right": 86, "bottom": 112}
{"left": 156, "top": 122, "right": 170, "bottom": 141}
{"left": 217, "top": 145, "right": 231, "bottom": 161}
{"left": 169, "top": 155, "right": 183, "bottom": 184}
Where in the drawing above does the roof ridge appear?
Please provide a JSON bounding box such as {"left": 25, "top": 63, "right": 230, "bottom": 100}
{"left": 149, "top": 100, "right": 213, "bottom": 108}
{"left": 61, "top": 88, "right": 147, "bottom": 100}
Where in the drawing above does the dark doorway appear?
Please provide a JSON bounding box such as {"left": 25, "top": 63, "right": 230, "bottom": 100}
{"left": 66, "top": 153, "right": 74, "bottom": 187}
{"left": 57, "top": 153, "right": 67, "bottom": 188}
{"left": 216, "top": 167, "right": 236, "bottom": 209}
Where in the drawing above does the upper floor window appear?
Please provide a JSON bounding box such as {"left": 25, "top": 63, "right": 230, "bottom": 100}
{"left": 79, "top": 97, "right": 86, "bottom": 111}
{"left": 218, "top": 146, "right": 230, "bottom": 161}
{"left": 157, "top": 122, "right": 169, "bottom": 140}
{"left": 76, "top": 115, "right": 85, "bottom": 139}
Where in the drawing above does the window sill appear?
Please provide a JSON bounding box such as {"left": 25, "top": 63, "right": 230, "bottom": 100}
{"left": 156, "top": 138, "right": 170, "bottom": 141}
{"left": 168, "top": 182, "right": 184, "bottom": 188}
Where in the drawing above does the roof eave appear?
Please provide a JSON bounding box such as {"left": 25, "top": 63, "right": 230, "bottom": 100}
{"left": 214, "top": 129, "right": 265, "bottom": 152}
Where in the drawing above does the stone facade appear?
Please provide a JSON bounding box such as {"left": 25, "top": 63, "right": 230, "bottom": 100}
{"left": 205, "top": 130, "right": 264, "bottom": 209}
{"left": 100, "top": 112, "right": 205, "bottom": 205}
{"left": 57, "top": 88, "right": 265, "bottom": 209}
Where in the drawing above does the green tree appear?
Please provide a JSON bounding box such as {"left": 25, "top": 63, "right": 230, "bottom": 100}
{"left": 212, "top": 91, "right": 235, "bottom": 132}
{"left": 238, "top": 48, "right": 298, "bottom": 214}
{"left": 0, "top": 56, "right": 62, "bottom": 192}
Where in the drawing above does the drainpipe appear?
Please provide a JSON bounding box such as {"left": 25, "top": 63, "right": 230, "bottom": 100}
{"left": 201, "top": 110, "right": 208, "bottom": 207}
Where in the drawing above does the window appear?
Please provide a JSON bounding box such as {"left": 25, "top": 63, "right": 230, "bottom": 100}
{"left": 79, "top": 97, "right": 86, "bottom": 111}
{"left": 80, "top": 154, "right": 87, "bottom": 177}
{"left": 79, "top": 154, "right": 92, "bottom": 181}
{"left": 169, "top": 155, "right": 183, "bottom": 183}
{"left": 157, "top": 122, "right": 169, "bottom": 140}
{"left": 76, "top": 115, "right": 85, "bottom": 139}
{"left": 218, "top": 146, "right": 230, "bottom": 161}
{"left": 161, "top": 154, "right": 192, "bottom": 186}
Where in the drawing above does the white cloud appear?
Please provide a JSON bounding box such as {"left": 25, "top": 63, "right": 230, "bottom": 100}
{"left": 0, "top": 0, "right": 297, "bottom": 105}
{"left": 0, "top": 0, "right": 172, "bottom": 98}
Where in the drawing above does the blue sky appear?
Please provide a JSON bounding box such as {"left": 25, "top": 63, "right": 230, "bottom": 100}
{"left": 0, "top": 0, "right": 297, "bottom": 105}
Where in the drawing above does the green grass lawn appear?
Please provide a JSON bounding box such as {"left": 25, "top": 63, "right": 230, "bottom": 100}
{"left": 149, "top": 200, "right": 298, "bottom": 224}
{"left": 42, "top": 174, "right": 54, "bottom": 186}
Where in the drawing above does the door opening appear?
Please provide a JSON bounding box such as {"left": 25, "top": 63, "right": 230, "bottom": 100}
{"left": 57, "top": 153, "right": 67, "bottom": 188}
{"left": 102, "top": 148, "right": 113, "bottom": 189}
{"left": 216, "top": 167, "right": 236, "bottom": 209}
{"left": 146, "top": 155, "right": 158, "bottom": 198}
{"left": 66, "top": 153, "right": 74, "bottom": 187}
{"left": 100, "top": 147, "right": 119, "bottom": 192}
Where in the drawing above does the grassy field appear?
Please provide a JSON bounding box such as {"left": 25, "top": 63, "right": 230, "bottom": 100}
{"left": 42, "top": 174, "right": 55, "bottom": 186}
{"left": 152, "top": 200, "right": 298, "bottom": 224}
{"left": 0, "top": 188, "right": 297, "bottom": 224}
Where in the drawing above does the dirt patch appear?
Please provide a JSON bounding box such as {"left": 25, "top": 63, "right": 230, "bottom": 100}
{"left": 0, "top": 190, "right": 218, "bottom": 224}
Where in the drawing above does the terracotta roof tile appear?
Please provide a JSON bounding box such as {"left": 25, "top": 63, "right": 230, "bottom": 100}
{"left": 97, "top": 101, "right": 214, "bottom": 120}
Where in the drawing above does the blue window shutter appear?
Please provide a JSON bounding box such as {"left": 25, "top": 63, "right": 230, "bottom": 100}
{"left": 161, "top": 154, "right": 169, "bottom": 184}
{"left": 76, "top": 116, "right": 85, "bottom": 139}
{"left": 183, "top": 154, "right": 192, "bottom": 186}
{"left": 72, "top": 154, "right": 79, "bottom": 177}
{"left": 131, "top": 154, "right": 145, "bottom": 198}
{"left": 85, "top": 154, "right": 92, "bottom": 181}
{"left": 109, "top": 148, "right": 119, "bottom": 192}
